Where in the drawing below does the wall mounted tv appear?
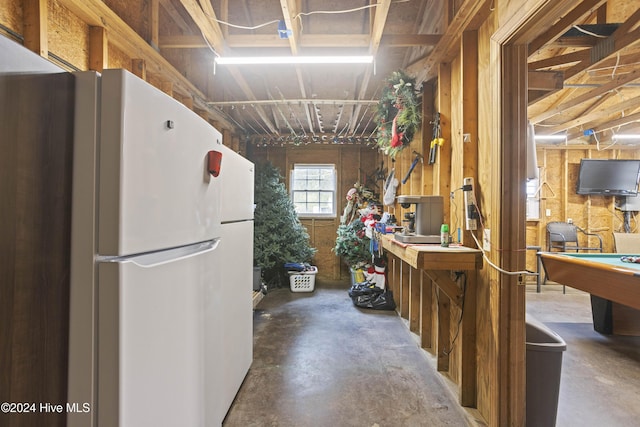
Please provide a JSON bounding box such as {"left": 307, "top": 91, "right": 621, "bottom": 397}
{"left": 576, "top": 159, "right": 640, "bottom": 196}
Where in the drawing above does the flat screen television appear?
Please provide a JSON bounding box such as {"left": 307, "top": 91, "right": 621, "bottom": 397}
{"left": 576, "top": 159, "right": 640, "bottom": 196}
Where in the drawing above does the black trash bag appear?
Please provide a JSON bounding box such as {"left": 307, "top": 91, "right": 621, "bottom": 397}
{"left": 348, "top": 281, "right": 378, "bottom": 297}
{"left": 348, "top": 283, "right": 396, "bottom": 311}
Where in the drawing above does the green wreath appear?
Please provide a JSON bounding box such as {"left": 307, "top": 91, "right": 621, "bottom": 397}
{"left": 375, "top": 70, "right": 422, "bottom": 157}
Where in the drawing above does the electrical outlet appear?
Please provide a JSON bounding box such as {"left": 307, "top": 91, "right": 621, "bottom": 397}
{"left": 483, "top": 229, "right": 491, "bottom": 251}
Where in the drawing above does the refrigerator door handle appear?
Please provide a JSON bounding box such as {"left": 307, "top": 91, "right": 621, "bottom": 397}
{"left": 98, "top": 239, "right": 220, "bottom": 268}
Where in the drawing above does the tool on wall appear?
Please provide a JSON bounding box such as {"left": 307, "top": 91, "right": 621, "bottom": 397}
{"left": 402, "top": 151, "right": 423, "bottom": 184}
{"left": 383, "top": 167, "right": 398, "bottom": 206}
{"left": 428, "top": 112, "right": 444, "bottom": 165}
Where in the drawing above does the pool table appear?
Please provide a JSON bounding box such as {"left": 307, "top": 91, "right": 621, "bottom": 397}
{"left": 540, "top": 252, "right": 640, "bottom": 334}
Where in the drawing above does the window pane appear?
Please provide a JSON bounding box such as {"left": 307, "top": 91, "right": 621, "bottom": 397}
{"left": 526, "top": 171, "right": 541, "bottom": 219}
{"left": 320, "top": 192, "right": 333, "bottom": 203}
{"left": 293, "top": 192, "right": 306, "bottom": 203}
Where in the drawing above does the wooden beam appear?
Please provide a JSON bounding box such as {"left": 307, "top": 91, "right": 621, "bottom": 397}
{"left": 436, "top": 290, "right": 450, "bottom": 372}
{"left": 347, "top": 0, "right": 390, "bottom": 134}
{"left": 423, "top": 270, "right": 463, "bottom": 304}
{"left": 158, "top": 0, "right": 193, "bottom": 34}
{"left": 528, "top": 0, "right": 607, "bottom": 54}
{"left": 220, "top": 0, "right": 229, "bottom": 38}
{"left": 159, "top": 35, "right": 207, "bottom": 49}
{"left": 541, "top": 93, "right": 640, "bottom": 135}
{"left": 176, "top": 0, "right": 277, "bottom": 133}
{"left": 530, "top": 68, "right": 640, "bottom": 123}
{"left": 462, "top": 30, "right": 478, "bottom": 247}
{"left": 149, "top": 0, "right": 159, "bottom": 50}
{"left": 527, "top": 50, "right": 589, "bottom": 71}
{"left": 498, "top": 43, "right": 528, "bottom": 427}
{"left": 279, "top": 0, "right": 300, "bottom": 55}
{"left": 23, "top": 0, "right": 48, "bottom": 57}
{"left": 407, "top": 0, "right": 493, "bottom": 83}
{"left": 421, "top": 271, "right": 434, "bottom": 350}
{"left": 549, "top": 36, "right": 599, "bottom": 48}
{"left": 527, "top": 70, "right": 563, "bottom": 91}
{"left": 164, "top": 33, "right": 374, "bottom": 49}
{"left": 381, "top": 34, "right": 442, "bottom": 47}
{"left": 179, "top": 0, "right": 226, "bottom": 52}
{"left": 369, "top": 0, "right": 391, "bottom": 55}
{"left": 437, "top": 63, "right": 452, "bottom": 206}
{"left": 564, "top": 8, "right": 640, "bottom": 80}
{"left": 131, "top": 58, "right": 147, "bottom": 80}
{"left": 56, "top": 0, "right": 235, "bottom": 130}
{"left": 568, "top": 110, "right": 640, "bottom": 140}
{"left": 409, "top": 267, "right": 421, "bottom": 333}
{"left": 89, "top": 26, "right": 108, "bottom": 72}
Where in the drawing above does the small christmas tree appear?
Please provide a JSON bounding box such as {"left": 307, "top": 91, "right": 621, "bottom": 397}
{"left": 334, "top": 220, "right": 371, "bottom": 269}
{"left": 254, "top": 162, "right": 316, "bottom": 287}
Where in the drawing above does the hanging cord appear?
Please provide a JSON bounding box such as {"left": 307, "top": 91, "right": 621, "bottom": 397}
{"left": 200, "top": 1, "right": 411, "bottom": 34}
{"left": 572, "top": 25, "right": 608, "bottom": 38}
{"left": 456, "top": 185, "right": 537, "bottom": 280}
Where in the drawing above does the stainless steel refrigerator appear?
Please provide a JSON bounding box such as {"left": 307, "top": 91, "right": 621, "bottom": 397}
{"left": 69, "top": 69, "right": 254, "bottom": 427}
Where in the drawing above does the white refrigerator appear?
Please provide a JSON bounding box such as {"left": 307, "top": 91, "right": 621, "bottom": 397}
{"left": 68, "top": 69, "right": 253, "bottom": 427}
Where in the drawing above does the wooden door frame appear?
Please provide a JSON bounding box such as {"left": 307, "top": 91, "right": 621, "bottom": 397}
{"left": 491, "top": 0, "right": 567, "bottom": 424}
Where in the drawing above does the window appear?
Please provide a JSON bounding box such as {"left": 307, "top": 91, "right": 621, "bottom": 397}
{"left": 290, "top": 164, "right": 336, "bottom": 217}
{"left": 526, "top": 174, "right": 541, "bottom": 220}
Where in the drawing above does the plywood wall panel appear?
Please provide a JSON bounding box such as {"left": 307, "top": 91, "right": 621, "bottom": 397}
{"left": 103, "top": 0, "right": 150, "bottom": 41}
{"left": 49, "top": 0, "right": 89, "bottom": 69}
{"left": 0, "top": 0, "right": 22, "bottom": 37}
{"left": 107, "top": 43, "right": 132, "bottom": 71}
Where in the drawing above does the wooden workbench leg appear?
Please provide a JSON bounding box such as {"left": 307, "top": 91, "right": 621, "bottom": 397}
{"left": 388, "top": 254, "right": 400, "bottom": 314}
{"left": 459, "top": 270, "right": 477, "bottom": 407}
{"left": 421, "top": 271, "right": 434, "bottom": 351}
{"left": 409, "top": 266, "right": 421, "bottom": 333}
{"left": 437, "top": 289, "right": 451, "bottom": 372}
{"left": 400, "top": 261, "right": 410, "bottom": 319}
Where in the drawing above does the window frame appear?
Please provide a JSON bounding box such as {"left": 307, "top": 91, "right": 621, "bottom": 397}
{"left": 290, "top": 163, "right": 337, "bottom": 218}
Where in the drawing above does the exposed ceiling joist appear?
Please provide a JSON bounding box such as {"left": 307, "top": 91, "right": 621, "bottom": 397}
{"left": 567, "top": 109, "right": 640, "bottom": 140}
{"left": 159, "top": 33, "right": 445, "bottom": 49}
{"left": 531, "top": 68, "right": 640, "bottom": 123}
{"left": 56, "top": 0, "right": 235, "bottom": 129}
{"left": 179, "top": 0, "right": 226, "bottom": 52}
{"left": 528, "top": 0, "right": 608, "bottom": 54}
{"left": 407, "top": 0, "right": 493, "bottom": 83}
{"left": 539, "top": 93, "right": 640, "bottom": 135}
{"left": 563, "top": 8, "right": 640, "bottom": 80}
{"left": 348, "top": 0, "right": 391, "bottom": 134}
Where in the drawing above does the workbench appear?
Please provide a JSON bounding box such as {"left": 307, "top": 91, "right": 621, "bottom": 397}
{"left": 380, "top": 234, "right": 483, "bottom": 407}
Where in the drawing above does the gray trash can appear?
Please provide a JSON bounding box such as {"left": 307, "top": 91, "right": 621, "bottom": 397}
{"left": 526, "top": 316, "right": 567, "bottom": 427}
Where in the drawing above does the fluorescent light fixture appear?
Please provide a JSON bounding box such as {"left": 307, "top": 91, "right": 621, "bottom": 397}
{"left": 534, "top": 134, "right": 566, "bottom": 141}
{"left": 613, "top": 134, "right": 640, "bottom": 140}
{"left": 214, "top": 55, "right": 374, "bottom": 65}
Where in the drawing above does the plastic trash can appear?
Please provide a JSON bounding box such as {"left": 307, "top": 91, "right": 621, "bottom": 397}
{"left": 526, "top": 316, "right": 567, "bottom": 427}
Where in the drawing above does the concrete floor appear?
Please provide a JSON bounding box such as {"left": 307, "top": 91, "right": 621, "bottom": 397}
{"left": 223, "top": 280, "right": 640, "bottom": 426}
{"left": 526, "top": 283, "right": 640, "bottom": 427}
{"left": 223, "top": 280, "right": 471, "bottom": 427}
